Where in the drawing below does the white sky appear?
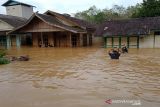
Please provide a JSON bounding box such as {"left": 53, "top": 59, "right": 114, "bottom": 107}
{"left": 0, "top": 0, "right": 143, "bottom": 15}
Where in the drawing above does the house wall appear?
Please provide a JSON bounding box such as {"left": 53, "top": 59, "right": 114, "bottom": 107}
{"left": 32, "top": 33, "right": 39, "bottom": 47}
{"left": 19, "top": 17, "right": 65, "bottom": 32}
{"left": 155, "top": 35, "right": 160, "bottom": 48}
{"left": 21, "top": 5, "right": 33, "bottom": 19}
{"left": 6, "top": 5, "right": 33, "bottom": 19}
{"left": 92, "top": 36, "right": 103, "bottom": 47}
{"left": 139, "top": 35, "right": 160, "bottom": 48}
{"left": 139, "top": 35, "right": 154, "bottom": 48}
{"left": 102, "top": 34, "right": 160, "bottom": 48}
{"left": 6, "top": 5, "right": 22, "bottom": 17}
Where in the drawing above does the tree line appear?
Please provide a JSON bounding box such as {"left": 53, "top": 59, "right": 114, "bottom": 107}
{"left": 74, "top": 0, "right": 160, "bottom": 24}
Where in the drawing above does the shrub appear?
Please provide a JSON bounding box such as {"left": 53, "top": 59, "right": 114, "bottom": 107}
{"left": 0, "top": 50, "right": 10, "bottom": 65}
{"left": 0, "top": 50, "right": 6, "bottom": 58}
{"left": 0, "top": 58, "right": 10, "bottom": 65}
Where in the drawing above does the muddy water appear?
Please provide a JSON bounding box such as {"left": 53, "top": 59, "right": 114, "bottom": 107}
{"left": 0, "top": 47, "right": 160, "bottom": 107}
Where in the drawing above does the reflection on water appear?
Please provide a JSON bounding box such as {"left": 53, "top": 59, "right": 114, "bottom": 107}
{"left": 0, "top": 47, "right": 160, "bottom": 107}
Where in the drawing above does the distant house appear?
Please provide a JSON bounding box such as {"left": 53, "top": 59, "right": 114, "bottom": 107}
{"left": 0, "top": 14, "right": 27, "bottom": 48}
{"left": 95, "top": 17, "right": 160, "bottom": 48}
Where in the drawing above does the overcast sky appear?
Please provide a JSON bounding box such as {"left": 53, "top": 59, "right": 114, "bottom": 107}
{"left": 0, "top": 0, "right": 143, "bottom": 15}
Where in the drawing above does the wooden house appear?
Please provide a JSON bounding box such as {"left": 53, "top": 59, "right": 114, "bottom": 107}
{"left": 9, "top": 11, "right": 96, "bottom": 48}
{"left": 0, "top": 14, "right": 27, "bottom": 48}
{"left": 95, "top": 17, "right": 160, "bottom": 48}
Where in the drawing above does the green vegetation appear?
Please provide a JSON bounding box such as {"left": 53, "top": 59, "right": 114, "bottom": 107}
{"left": 134, "top": 0, "right": 160, "bottom": 17}
{"left": 0, "top": 50, "right": 10, "bottom": 65}
{"left": 74, "top": 0, "right": 160, "bottom": 24}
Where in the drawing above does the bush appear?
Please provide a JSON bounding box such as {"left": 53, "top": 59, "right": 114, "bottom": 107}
{"left": 0, "top": 50, "right": 10, "bottom": 65}
{"left": 0, "top": 58, "right": 10, "bottom": 65}
{"left": 0, "top": 50, "right": 6, "bottom": 58}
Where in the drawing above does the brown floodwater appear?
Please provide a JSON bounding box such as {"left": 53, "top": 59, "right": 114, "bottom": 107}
{"left": 0, "top": 47, "right": 160, "bottom": 107}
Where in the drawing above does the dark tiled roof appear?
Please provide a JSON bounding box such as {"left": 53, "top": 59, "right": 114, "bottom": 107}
{"left": 36, "top": 13, "right": 86, "bottom": 33}
{"left": 0, "top": 14, "right": 27, "bottom": 28}
{"left": 95, "top": 16, "right": 160, "bottom": 37}
{"left": 45, "top": 10, "right": 96, "bottom": 30}
{"left": 2, "top": 0, "right": 34, "bottom": 7}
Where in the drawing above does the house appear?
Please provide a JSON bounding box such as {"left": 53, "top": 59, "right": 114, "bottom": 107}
{"left": 9, "top": 11, "right": 96, "bottom": 48}
{"left": 0, "top": 14, "right": 27, "bottom": 48}
{"left": 0, "top": 0, "right": 95, "bottom": 48}
{"left": 95, "top": 17, "right": 160, "bottom": 48}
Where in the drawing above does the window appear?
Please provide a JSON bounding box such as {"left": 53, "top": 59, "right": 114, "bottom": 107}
{"left": 154, "top": 31, "right": 160, "bottom": 35}
{"left": 0, "top": 36, "right": 6, "bottom": 47}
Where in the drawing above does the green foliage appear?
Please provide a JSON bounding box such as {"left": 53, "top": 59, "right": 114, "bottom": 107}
{"left": 0, "top": 50, "right": 10, "bottom": 65}
{"left": 136, "top": 0, "right": 160, "bottom": 17}
{"left": 74, "top": 5, "right": 141, "bottom": 24}
{"left": 0, "top": 58, "right": 10, "bottom": 65}
{"left": 74, "top": 0, "right": 160, "bottom": 23}
{"left": 0, "top": 50, "right": 6, "bottom": 58}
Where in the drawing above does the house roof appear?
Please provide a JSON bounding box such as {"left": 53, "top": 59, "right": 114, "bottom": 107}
{"left": 2, "top": 0, "right": 35, "bottom": 7}
{"left": 10, "top": 12, "right": 86, "bottom": 34}
{"left": 95, "top": 16, "right": 160, "bottom": 37}
{"left": 45, "top": 10, "right": 96, "bottom": 30}
{"left": 36, "top": 13, "right": 86, "bottom": 33}
{"left": 0, "top": 14, "right": 27, "bottom": 28}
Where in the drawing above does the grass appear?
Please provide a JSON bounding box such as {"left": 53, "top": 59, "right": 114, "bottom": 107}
{"left": 0, "top": 50, "right": 10, "bottom": 65}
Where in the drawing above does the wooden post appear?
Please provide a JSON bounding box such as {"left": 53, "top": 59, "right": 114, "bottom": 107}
{"left": 104, "top": 37, "right": 106, "bottom": 48}
{"left": 153, "top": 34, "right": 155, "bottom": 48}
{"left": 127, "top": 36, "right": 130, "bottom": 48}
{"left": 87, "top": 34, "right": 90, "bottom": 46}
{"left": 40, "top": 32, "right": 44, "bottom": 47}
{"left": 80, "top": 33, "right": 83, "bottom": 47}
{"left": 16, "top": 34, "right": 21, "bottom": 48}
{"left": 119, "top": 36, "right": 121, "bottom": 48}
{"left": 137, "top": 36, "right": 140, "bottom": 48}
{"left": 6, "top": 35, "right": 11, "bottom": 49}
{"left": 106, "top": 37, "right": 108, "bottom": 48}
{"left": 69, "top": 32, "right": 72, "bottom": 47}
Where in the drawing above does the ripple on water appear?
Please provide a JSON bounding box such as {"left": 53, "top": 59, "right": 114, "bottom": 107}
{"left": 0, "top": 48, "right": 159, "bottom": 107}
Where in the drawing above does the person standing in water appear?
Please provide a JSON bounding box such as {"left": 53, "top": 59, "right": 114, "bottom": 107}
{"left": 108, "top": 47, "right": 121, "bottom": 59}
{"left": 122, "top": 44, "right": 128, "bottom": 53}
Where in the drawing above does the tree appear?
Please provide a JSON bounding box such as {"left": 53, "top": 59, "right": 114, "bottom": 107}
{"left": 136, "top": 0, "right": 160, "bottom": 17}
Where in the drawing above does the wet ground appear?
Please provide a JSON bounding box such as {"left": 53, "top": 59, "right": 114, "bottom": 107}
{"left": 0, "top": 47, "right": 160, "bottom": 107}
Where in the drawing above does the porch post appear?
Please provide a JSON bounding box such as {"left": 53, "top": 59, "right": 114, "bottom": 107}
{"left": 87, "top": 34, "right": 90, "bottom": 46}
{"left": 137, "top": 36, "right": 140, "bottom": 48}
{"left": 6, "top": 35, "right": 11, "bottom": 49}
{"left": 119, "top": 36, "right": 121, "bottom": 48}
{"left": 80, "top": 33, "right": 83, "bottom": 47}
{"left": 16, "top": 34, "right": 21, "bottom": 48}
{"left": 104, "top": 37, "right": 107, "bottom": 48}
{"left": 127, "top": 36, "right": 130, "bottom": 48}
{"left": 69, "top": 32, "right": 72, "bottom": 47}
{"left": 40, "top": 32, "right": 44, "bottom": 47}
{"left": 153, "top": 34, "right": 156, "bottom": 48}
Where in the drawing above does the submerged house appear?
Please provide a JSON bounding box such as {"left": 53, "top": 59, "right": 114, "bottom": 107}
{"left": 0, "top": 0, "right": 33, "bottom": 48}
{"left": 0, "top": 0, "right": 95, "bottom": 48}
{"left": 0, "top": 14, "right": 27, "bottom": 48}
{"left": 96, "top": 17, "right": 160, "bottom": 48}
{"left": 10, "top": 11, "right": 95, "bottom": 48}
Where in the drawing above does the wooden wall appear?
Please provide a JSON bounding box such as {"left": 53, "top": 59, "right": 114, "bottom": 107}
{"left": 19, "top": 17, "right": 65, "bottom": 32}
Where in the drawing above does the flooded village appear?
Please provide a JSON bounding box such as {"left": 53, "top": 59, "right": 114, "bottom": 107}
{"left": 0, "top": 0, "right": 160, "bottom": 107}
